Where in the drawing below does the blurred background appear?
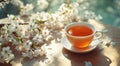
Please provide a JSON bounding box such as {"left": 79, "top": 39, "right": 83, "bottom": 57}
{"left": 0, "top": 0, "right": 120, "bottom": 28}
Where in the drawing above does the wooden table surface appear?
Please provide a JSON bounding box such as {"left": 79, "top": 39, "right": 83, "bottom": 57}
{"left": 0, "top": 20, "right": 120, "bottom": 66}
{"left": 61, "top": 23, "right": 120, "bottom": 66}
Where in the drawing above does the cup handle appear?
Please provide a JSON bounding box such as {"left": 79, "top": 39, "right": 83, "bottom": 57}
{"left": 94, "top": 31, "right": 103, "bottom": 40}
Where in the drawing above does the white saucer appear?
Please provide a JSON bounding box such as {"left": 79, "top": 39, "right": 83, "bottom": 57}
{"left": 61, "top": 37, "right": 101, "bottom": 53}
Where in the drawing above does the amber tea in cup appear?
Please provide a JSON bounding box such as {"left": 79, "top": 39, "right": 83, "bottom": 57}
{"left": 65, "top": 22, "right": 101, "bottom": 49}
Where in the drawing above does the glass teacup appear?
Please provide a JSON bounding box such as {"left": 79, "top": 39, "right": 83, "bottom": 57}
{"left": 64, "top": 22, "right": 102, "bottom": 49}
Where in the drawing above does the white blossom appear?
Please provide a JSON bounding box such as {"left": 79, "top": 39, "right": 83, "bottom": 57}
{"left": 22, "top": 50, "right": 34, "bottom": 59}
{"left": 7, "top": 14, "right": 15, "bottom": 20}
{"left": 33, "top": 49, "right": 41, "bottom": 57}
{"left": 37, "top": 0, "right": 49, "bottom": 10}
{"left": 40, "top": 44, "right": 47, "bottom": 56}
{"left": 10, "top": 0, "right": 23, "bottom": 6}
{"left": 23, "top": 40, "right": 32, "bottom": 50}
{"left": 15, "top": 45, "right": 23, "bottom": 51}
{"left": 1, "top": 47, "right": 12, "bottom": 54}
{"left": 45, "top": 35, "right": 53, "bottom": 41}
{"left": 39, "top": 12, "right": 51, "bottom": 21}
{"left": 42, "top": 28, "right": 50, "bottom": 36}
{"left": 28, "top": 21, "right": 38, "bottom": 30}
{"left": 0, "top": 47, "right": 14, "bottom": 63}
{"left": 58, "top": 3, "right": 79, "bottom": 16}
{"left": 32, "top": 34, "right": 44, "bottom": 44}
{"left": 20, "top": 4, "right": 34, "bottom": 15}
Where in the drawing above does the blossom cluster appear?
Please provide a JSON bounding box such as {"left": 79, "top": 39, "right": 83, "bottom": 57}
{"left": 0, "top": 15, "right": 48, "bottom": 63}
{"left": 0, "top": 1, "right": 102, "bottom": 63}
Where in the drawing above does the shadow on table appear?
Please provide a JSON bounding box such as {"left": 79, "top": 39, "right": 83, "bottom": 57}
{"left": 62, "top": 47, "right": 112, "bottom": 66}
{"left": 0, "top": 62, "right": 12, "bottom": 66}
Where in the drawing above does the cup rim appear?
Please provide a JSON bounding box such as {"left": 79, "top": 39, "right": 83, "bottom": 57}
{"left": 64, "top": 22, "right": 96, "bottom": 38}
